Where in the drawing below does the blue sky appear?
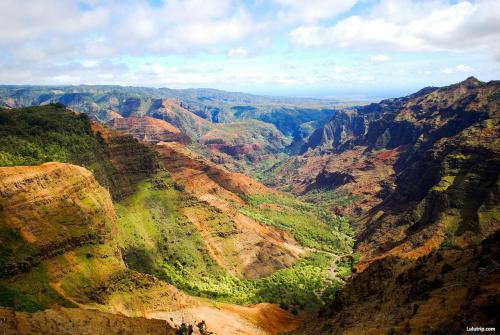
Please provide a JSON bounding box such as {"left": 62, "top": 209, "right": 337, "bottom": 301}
{"left": 0, "top": 0, "right": 499, "bottom": 99}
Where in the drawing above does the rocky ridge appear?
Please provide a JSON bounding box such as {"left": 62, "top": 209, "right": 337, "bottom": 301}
{"left": 289, "top": 77, "right": 500, "bottom": 334}
{"left": 106, "top": 116, "right": 191, "bottom": 145}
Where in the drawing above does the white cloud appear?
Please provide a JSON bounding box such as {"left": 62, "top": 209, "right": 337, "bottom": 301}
{"left": 0, "top": 0, "right": 499, "bottom": 91}
{"left": 332, "top": 65, "right": 349, "bottom": 73}
{"left": 227, "top": 47, "right": 249, "bottom": 57}
{"left": 0, "top": 0, "right": 263, "bottom": 59}
{"left": 0, "top": 0, "right": 108, "bottom": 46}
{"left": 289, "top": 0, "right": 500, "bottom": 60}
{"left": 370, "top": 54, "right": 391, "bottom": 62}
{"left": 153, "top": 9, "right": 257, "bottom": 51}
{"left": 82, "top": 60, "right": 98, "bottom": 68}
{"left": 275, "top": 0, "right": 357, "bottom": 23}
{"left": 440, "top": 64, "right": 474, "bottom": 74}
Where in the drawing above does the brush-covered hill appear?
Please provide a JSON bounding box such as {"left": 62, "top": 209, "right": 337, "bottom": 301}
{"left": 0, "top": 105, "right": 354, "bottom": 334}
{"left": 288, "top": 77, "right": 499, "bottom": 334}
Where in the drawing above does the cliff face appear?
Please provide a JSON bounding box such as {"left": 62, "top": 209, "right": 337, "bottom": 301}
{"left": 295, "top": 232, "right": 499, "bottom": 335}
{"left": 90, "top": 122, "right": 159, "bottom": 200}
{"left": 149, "top": 99, "right": 213, "bottom": 139}
{"left": 0, "top": 162, "right": 116, "bottom": 278}
{"left": 356, "top": 113, "right": 499, "bottom": 269}
{"left": 0, "top": 307, "right": 177, "bottom": 335}
{"left": 0, "top": 160, "right": 299, "bottom": 335}
{"left": 291, "top": 78, "right": 500, "bottom": 335}
{"left": 156, "top": 142, "right": 270, "bottom": 199}
{"left": 302, "top": 110, "right": 367, "bottom": 154}
{"left": 106, "top": 116, "right": 191, "bottom": 145}
{"left": 303, "top": 77, "right": 497, "bottom": 155}
{"left": 200, "top": 120, "right": 289, "bottom": 165}
{"left": 353, "top": 77, "right": 500, "bottom": 267}
{"left": 277, "top": 77, "right": 499, "bottom": 222}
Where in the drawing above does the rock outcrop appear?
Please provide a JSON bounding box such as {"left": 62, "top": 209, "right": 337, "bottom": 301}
{"left": 0, "top": 307, "right": 177, "bottom": 335}
{"left": 0, "top": 162, "right": 116, "bottom": 278}
{"left": 90, "top": 122, "right": 159, "bottom": 200}
{"left": 149, "top": 99, "right": 213, "bottom": 139}
{"left": 294, "top": 232, "right": 499, "bottom": 335}
{"left": 290, "top": 77, "right": 500, "bottom": 335}
{"left": 106, "top": 116, "right": 191, "bottom": 145}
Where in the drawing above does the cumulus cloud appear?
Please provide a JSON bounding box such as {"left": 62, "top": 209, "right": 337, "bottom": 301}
{"left": 0, "top": 0, "right": 499, "bottom": 91}
{"left": 274, "top": 0, "right": 358, "bottom": 23}
{"left": 370, "top": 54, "right": 391, "bottom": 62}
{"left": 0, "top": 0, "right": 108, "bottom": 46}
{"left": 440, "top": 64, "right": 474, "bottom": 74}
{"left": 0, "top": 0, "right": 263, "bottom": 59}
{"left": 227, "top": 47, "right": 249, "bottom": 57}
{"left": 289, "top": 0, "right": 500, "bottom": 60}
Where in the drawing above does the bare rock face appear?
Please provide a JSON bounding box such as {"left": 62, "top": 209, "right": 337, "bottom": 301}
{"left": 0, "top": 162, "right": 116, "bottom": 278}
{"left": 106, "top": 116, "right": 191, "bottom": 145}
{"left": 150, "top": 99, "right": 213, "bottom": 140}
{"left": 0, "top": 307, "right": 177, "bottom": 335}
{"left": 302, "top": 110, "right": 367, "bottom": 153}
{"left": 290, "top": 77, "right": 500, "bottom": 335}
{"left": 90, "top": 122, "right": 159, "bottom": 200}
{"left": 155, "top": 141, "right": 271, "bottom": 199}
{"left": 354, "top": 78, "right": 500, "bottom": 268}
{"left": 279, "top": 78, "right": 500, "bottom": 253}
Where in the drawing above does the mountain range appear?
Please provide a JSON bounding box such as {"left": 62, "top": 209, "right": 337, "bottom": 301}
{"left": 0, "top": 77, "right": 498, "bottom": 335}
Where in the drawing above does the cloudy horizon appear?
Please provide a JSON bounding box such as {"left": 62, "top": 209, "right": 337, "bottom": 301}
{"left": 1, "top": 0, "right": 499, "bottom": 99}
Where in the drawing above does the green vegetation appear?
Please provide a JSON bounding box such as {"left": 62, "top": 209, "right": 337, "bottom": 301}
{"left": 431, "top": 175, "right": 456, "bottom": 191}
{"left": 115, "top": 171, "right": 225, "bottom": 282}
{"left": 178, "top": 252, "right": 340, "bottom": 312}
{"left": 0, "top": 104, "right": 107, "bottom": 167}
{"left": 239, "top": 193, "right": 354, "bottom": 253}
{"left": 0, "top": 265, "right": 74, "bottom": 312}
{"left": 0, "top": 104, "right": 123, "bottom": 193}
{"left": 252, "top": 152, "right": 289, "bottom": 182}
{"left": 0, "top": 226, "right": 39, "bottom": 271}
{"left": 0, "top": 104, "right": 355, "bottom": 313}
{"left": 114, "top": 172, "right": 350, "bottom": 311}
{"left": 300, "top": 189, "right": 359, "bottom": 208}
{"left": 0, "top": 104, "right": 157, "bottom": 198}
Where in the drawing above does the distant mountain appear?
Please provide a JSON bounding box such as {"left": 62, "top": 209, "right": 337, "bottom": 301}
{"left": 106, "top": 116, "right": 192, "bottom": 145}
{"left": 0, "top": 85, "right": 361, "bottom": 177}
{"left": 0, "top": 84, "right": 353, "bottom": 131}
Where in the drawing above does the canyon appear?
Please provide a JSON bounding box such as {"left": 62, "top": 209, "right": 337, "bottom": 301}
{"left": 0, "top": 77, "right": 498, "bottom": 334}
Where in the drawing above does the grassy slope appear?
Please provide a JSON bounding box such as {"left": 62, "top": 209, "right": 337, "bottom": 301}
{"left": 114, "top": 172, "right": 354, "bottom": 312}
{"left": 239, "top": 193, "right": 354, "bottom": 254}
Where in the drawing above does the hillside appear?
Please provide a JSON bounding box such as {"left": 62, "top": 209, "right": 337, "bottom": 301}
{"left": 288, "top": 77, "right": 499, "bottom": 334}
{"left": 0, "top": 78, "right": 498, "bottom": 334}
{"left": 0, "top": 104, "right": 158, "bottom": 200}
{"left": 0, "top": 105, "right": 354, "bottom": 334}
{"left": 106, "top": 116, "right": 191, "bottom": 145}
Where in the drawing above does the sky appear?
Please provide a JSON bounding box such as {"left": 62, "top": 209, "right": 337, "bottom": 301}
{"left": 0, "top": 0, "right": 499, "bottom": 99}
